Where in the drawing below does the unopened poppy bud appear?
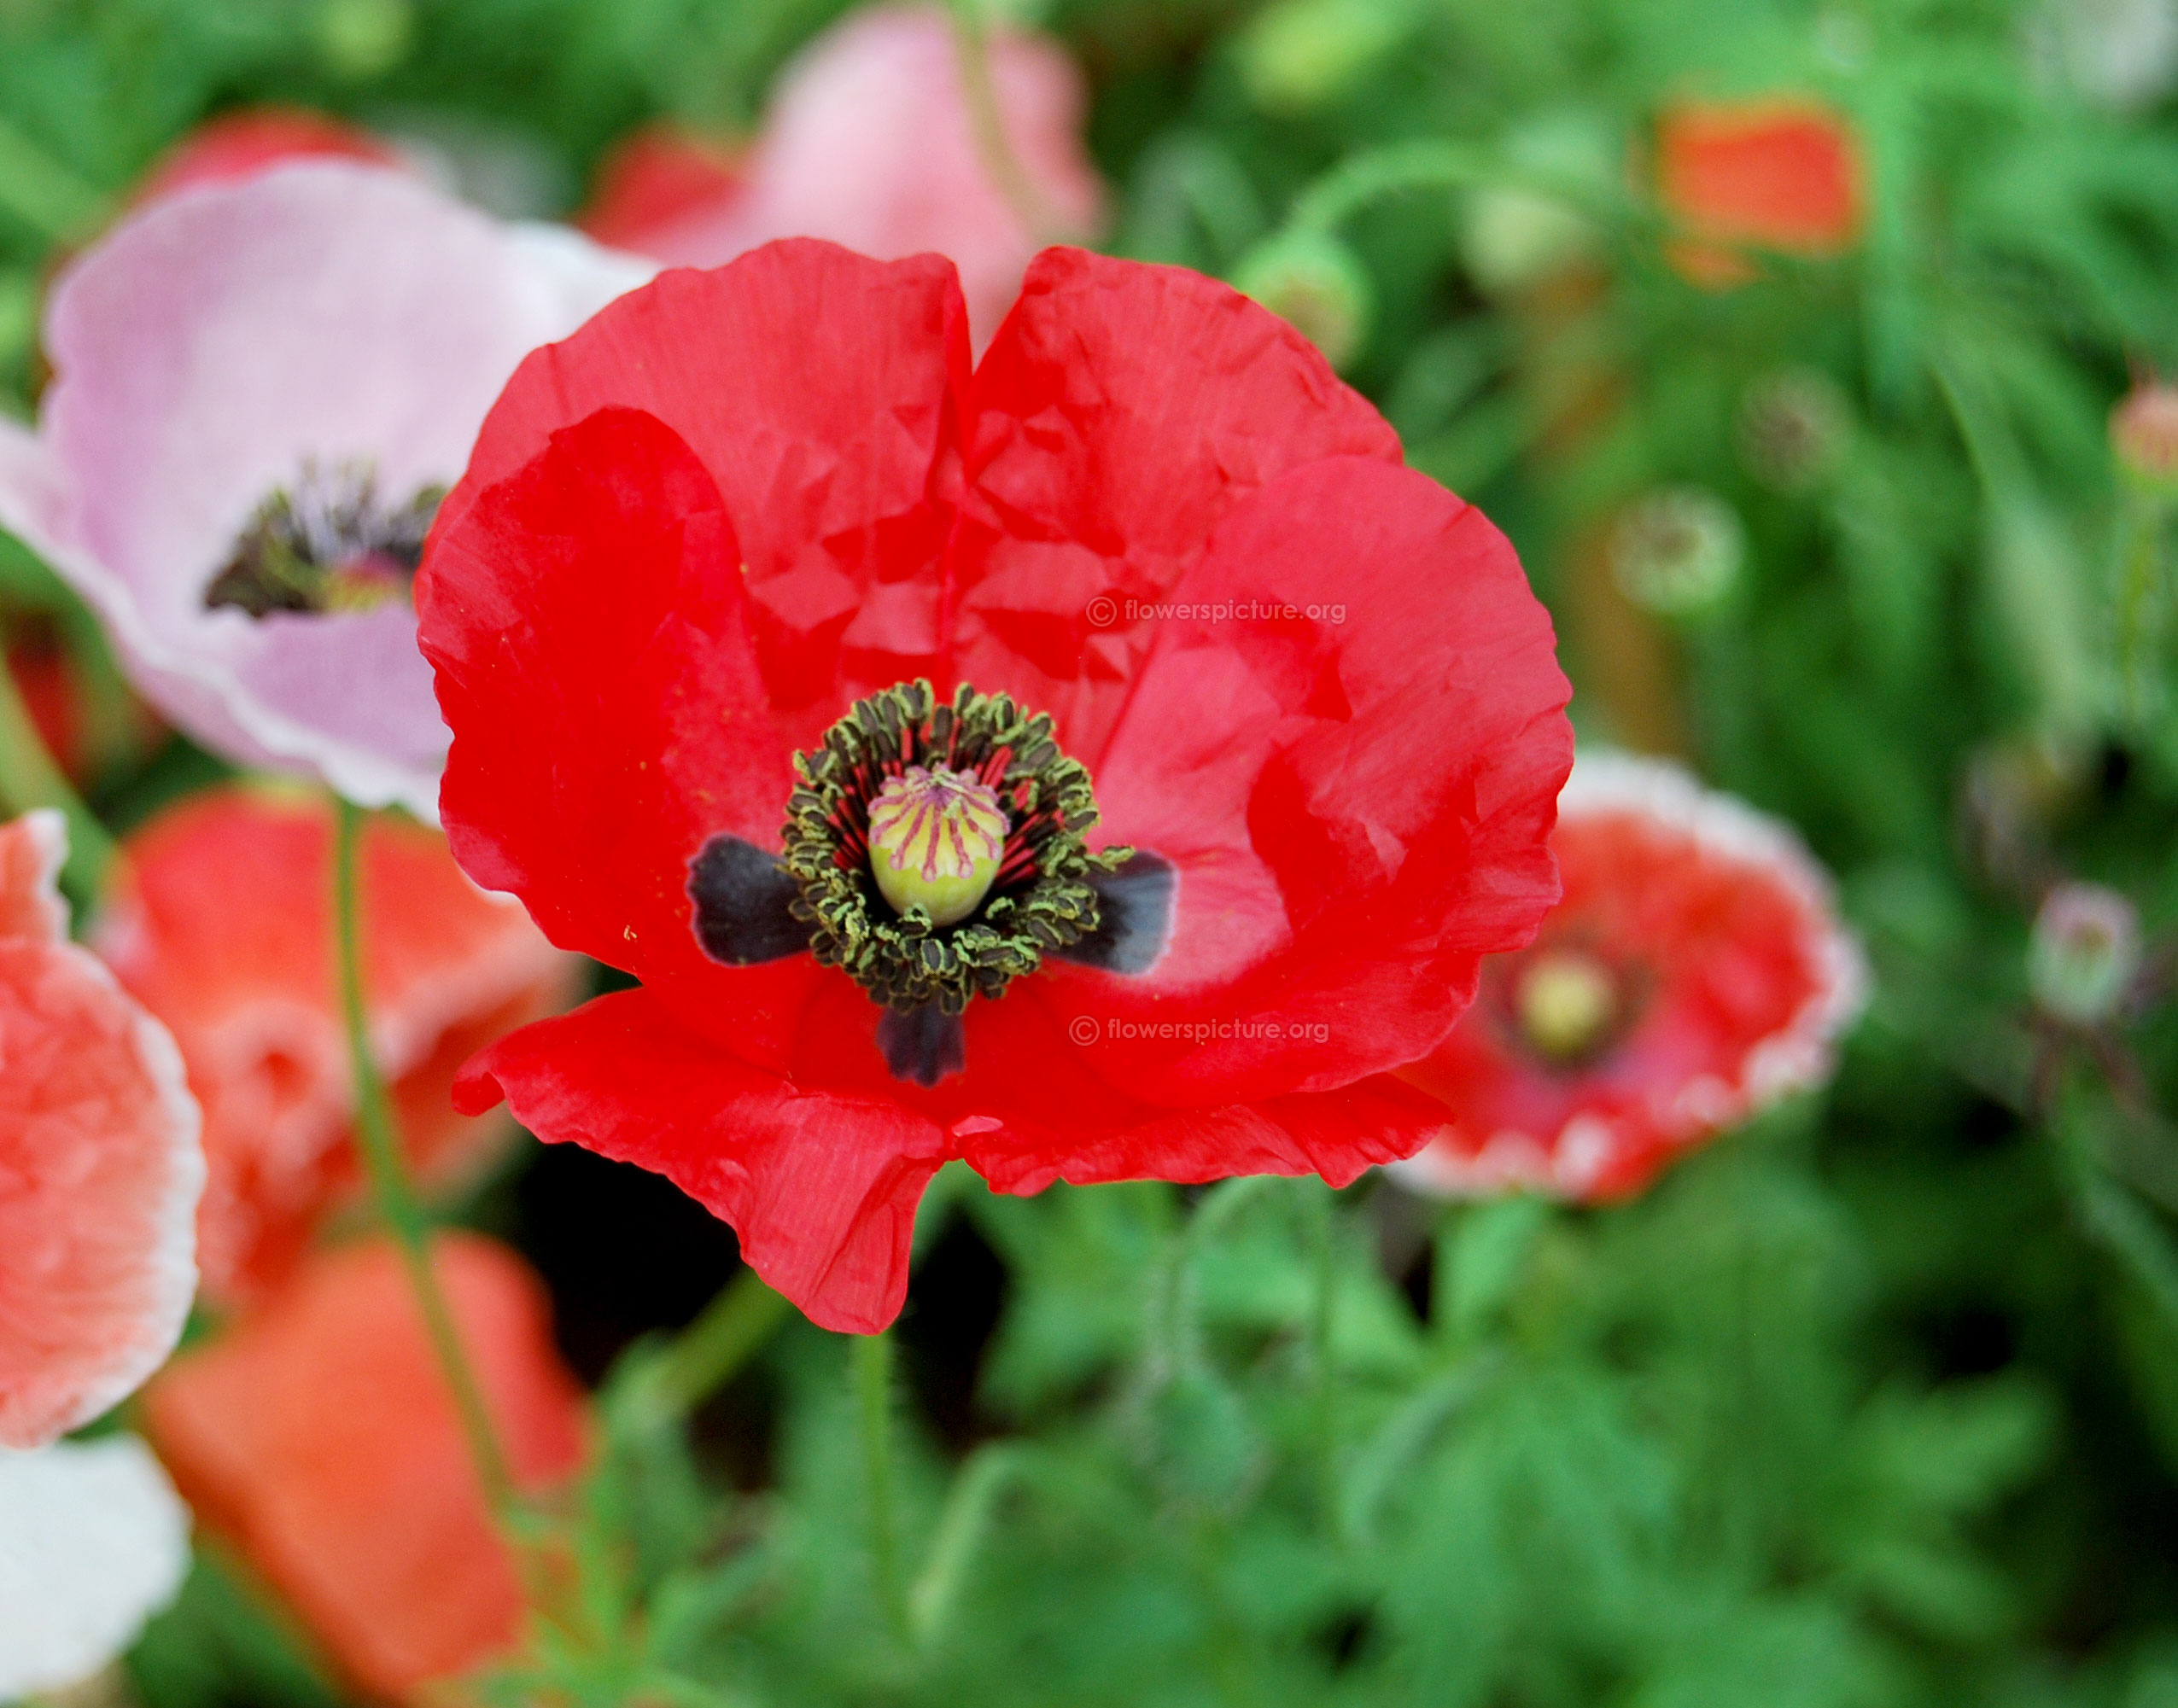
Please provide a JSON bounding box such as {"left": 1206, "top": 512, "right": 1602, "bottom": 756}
{"left": 867, "top": 763, "right": 1008, "bottom": 928}
{"left": 1515, "top": 950, "right": 1619, "bottom": 1063}
{"left": 2111, "top": 381, "right": 2178, "bottom": 498}
{"left": 1239, "top": 0, "right": 1406, "bottom": 113}
{"left": 2029, "top": 882, "right": 2140, "bottom": 1026}
{"left": 1737, "top": 367, "right": 1851, "bottom": 493}
{"left": 1610, "top": 487, "right": 1745, "bottom": 616}
{"left": 1460, "top": 111, "right": 1612, "bottom": 298}
{"left": 1232, "top": 231, "right": 1373, "bottom": 370}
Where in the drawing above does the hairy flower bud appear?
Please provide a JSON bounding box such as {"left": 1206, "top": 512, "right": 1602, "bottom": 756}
{"left": 2029, "top": 882, "right": 2141, "bottom": 1026}
{"left": 2111, "top": 380, "right": 2178, "bottom": 498}
{"left": 1737, "top": 367, "right": 1852, "bottom": 493}
{"left": 1238, "top": 0, "right": 1407, "bottom": 113}
{"left": 1231, "top": 230, "right": 1374, "bottom": 370}
{"left": 1610, "top": 487, "right": 1746, "bottom": 616}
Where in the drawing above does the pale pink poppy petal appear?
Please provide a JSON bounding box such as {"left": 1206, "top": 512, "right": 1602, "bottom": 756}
{"left": 618, "top": 4, "right": 1102, "bottom": 346}
{"left": 2, "top": 162, "right": 651, "bottom": 819}
{"left": 0, "top": 813, "right": 203, "bottom": 1449}
{"left": 0, "top": 1437, "right": 191, "bottom": 1699}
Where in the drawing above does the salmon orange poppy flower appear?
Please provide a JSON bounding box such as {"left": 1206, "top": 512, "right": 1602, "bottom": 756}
{"left": 1655, "top": 96, "right": 1862, "bottom": 285}
{"left": 144, "top": 1235, "right": 587, "bottom": 1700}
{"left": 96, "top": 786, "right": 574, "bottom": 1306}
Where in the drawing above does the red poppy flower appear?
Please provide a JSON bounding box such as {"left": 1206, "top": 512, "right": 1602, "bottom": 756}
{"left": 1655, "top": 96, "right": 1862, "bottom": 286}
{"left": 96, "top": 786, "right": 574, "bottom": 1306}
{"left": 1392, "top": 755, "right": 1866, "bottom": 1200}
{"left": 576, "top": 126, "right": 748, "bottom": 253}
{"left": 132, "top": 107, "right": 399, "bottom": 206}
{"left": 144, "top": 1234, "right": 585, "bottom": 1699}
{"left": 0, "top": 809, "right": 201, "bottom": 1449}
{"left": 416, "top": 239, "right": 1573, "bottom": 1333}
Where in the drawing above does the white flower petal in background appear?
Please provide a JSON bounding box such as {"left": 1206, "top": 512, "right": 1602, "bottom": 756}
{"left": 0, "top": 1438, "right": 190, "bottom": 1700}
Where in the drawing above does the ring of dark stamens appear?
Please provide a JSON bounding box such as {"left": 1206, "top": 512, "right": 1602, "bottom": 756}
{"left": 782, "top": 679, "right": 1131, "bottom": 1017}
{"left": 205, "top": 460, "right": 446, "bottom": 618}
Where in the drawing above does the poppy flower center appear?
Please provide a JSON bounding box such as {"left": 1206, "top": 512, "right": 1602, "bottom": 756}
{"left": 1514, "top": 949, "right": 1620, "bottom": 1064}
{"left": 205, "top": 462, "right": 444, "bottom": 619}
{"left": 780, "top": 679, "right": 1132, "bottom": 1019}
{"left": 867, "top": 763, "right": 1009, "bottom": 926}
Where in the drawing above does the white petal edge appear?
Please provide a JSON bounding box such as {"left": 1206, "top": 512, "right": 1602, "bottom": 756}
{"left": 0, "top": 1438, "right": 191, "bottom": 1699}
{"left": 8, "top": 807, "right": 70, "bottom": 942}
{"left": 0, "top": 810, "right": 204, "bottom": 1446}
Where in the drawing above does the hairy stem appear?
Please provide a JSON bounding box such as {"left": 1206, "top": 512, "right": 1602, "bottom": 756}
{"left": 333, "top": 798, "right": 519, "bottom": 1520}
{"left": 945, "top": 0, "right": 1066, "bottom": 242}
{"left": 854, "top": 1331, "right": 912, "bottom": 1642}
{"left": 649, "top": 1268, "right": 793, "bottom": 1418}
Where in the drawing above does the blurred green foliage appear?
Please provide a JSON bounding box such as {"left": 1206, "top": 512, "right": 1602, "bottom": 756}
{"left": 7, "top": 0, "right": 2178, "bottom": 1702}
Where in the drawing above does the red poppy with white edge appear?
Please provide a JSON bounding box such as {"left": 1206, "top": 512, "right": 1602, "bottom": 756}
{"left": 1391, "top": 755, "right": 1866, "bottom": 1201}
{"left": 144, "top": 1235, "right": 586, "bottom": 1700}
{"left": 416, "top": 238, "right": 1574, "bottom": 1335}
{"left": 0, "top": 810, "right": 202, "bottom": 1449}
{"left": 95, "top": 785, "right": 575, "bottom": 1308}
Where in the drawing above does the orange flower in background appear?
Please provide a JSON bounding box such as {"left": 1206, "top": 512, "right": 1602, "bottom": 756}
{"left": 96, "top": 786, "right": 575, "bottom": 1307}
{"left": 131, "top": 107, "right": 400, "bottom": 205}
{"left": 145, "top": 1235, "right": 587, "bottom": 1700}
{"left": 1655, "top": 96, "right": 1862, "bottom": 285}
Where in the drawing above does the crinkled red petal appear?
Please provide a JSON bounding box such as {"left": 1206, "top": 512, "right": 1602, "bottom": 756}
{"left": 950, "top": 247, "right": 1402, "bottom": 761}
{"left": 458, "top": 989, "right": 950, "bottom": 1334}
{"left": 432, "top": 239, "right": 972, "bottom": 750}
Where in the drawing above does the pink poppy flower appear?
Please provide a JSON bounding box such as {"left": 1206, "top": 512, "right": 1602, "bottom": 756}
{"left": 145, "top": 1235, "right": 587, "bottom": 1700}
{"left": 578, "top": 4, "right": 1102, "bottom": 346}
{"left": 1392, "top": 755, "right": 1866, "bottom": 1200}
{"left": 96, "top": 785, "right": 575, "bottom": 1308}
{"left": 0, "top": 162, "right": 651, "bottom": 819}
{"left": 0, "top": 810, "right": 201, "bottom": 1449}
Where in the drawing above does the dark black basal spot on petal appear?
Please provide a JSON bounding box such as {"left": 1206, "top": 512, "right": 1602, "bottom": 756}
{"left": 689, "top": 835, "right": 812, "bottom": 965}
{"left": 877, "top": 1002, "right": 966, "bottom": 1087}
{"left": 1054, "top": 851, "right": 1176, "bottom": 976}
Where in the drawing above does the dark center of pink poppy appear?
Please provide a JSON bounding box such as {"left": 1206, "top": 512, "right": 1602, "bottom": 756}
{"left": 685, "top": 679, "right": 1175, "bottom": 1087}
{"left": 1511, "top": 948, "right": 1624, "bottom": 1065}
{"left": 204, "top": 461, "right": 444, "bottom": 619}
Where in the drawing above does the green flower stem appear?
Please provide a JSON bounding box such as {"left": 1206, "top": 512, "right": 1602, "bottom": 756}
{"left": 332, "top": 797, "right": 518, "bottom": 1522}
{"left": 0, "top": 639, "right": 113, "bottom": 906}
{"left": 0, "top": 116, "right": 108, "bottom": 242}
{"left": 2116, "top": 489, "right": 2168, "bottom": 725}
{"left": 1282, "top": 140, "right": 1613, "bottom": 237}
{"left": 1307, "top": 1183, "right": 1340, "bottom": 1534}
{"left": 647, "top": 1268, "right": 793, "bottom": 1419}
{"left": 854, "top": 1330, "right": 912, "bottom": 1643}
{"left": 944, "top": 0, "right": 1066, "bottom": 242}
